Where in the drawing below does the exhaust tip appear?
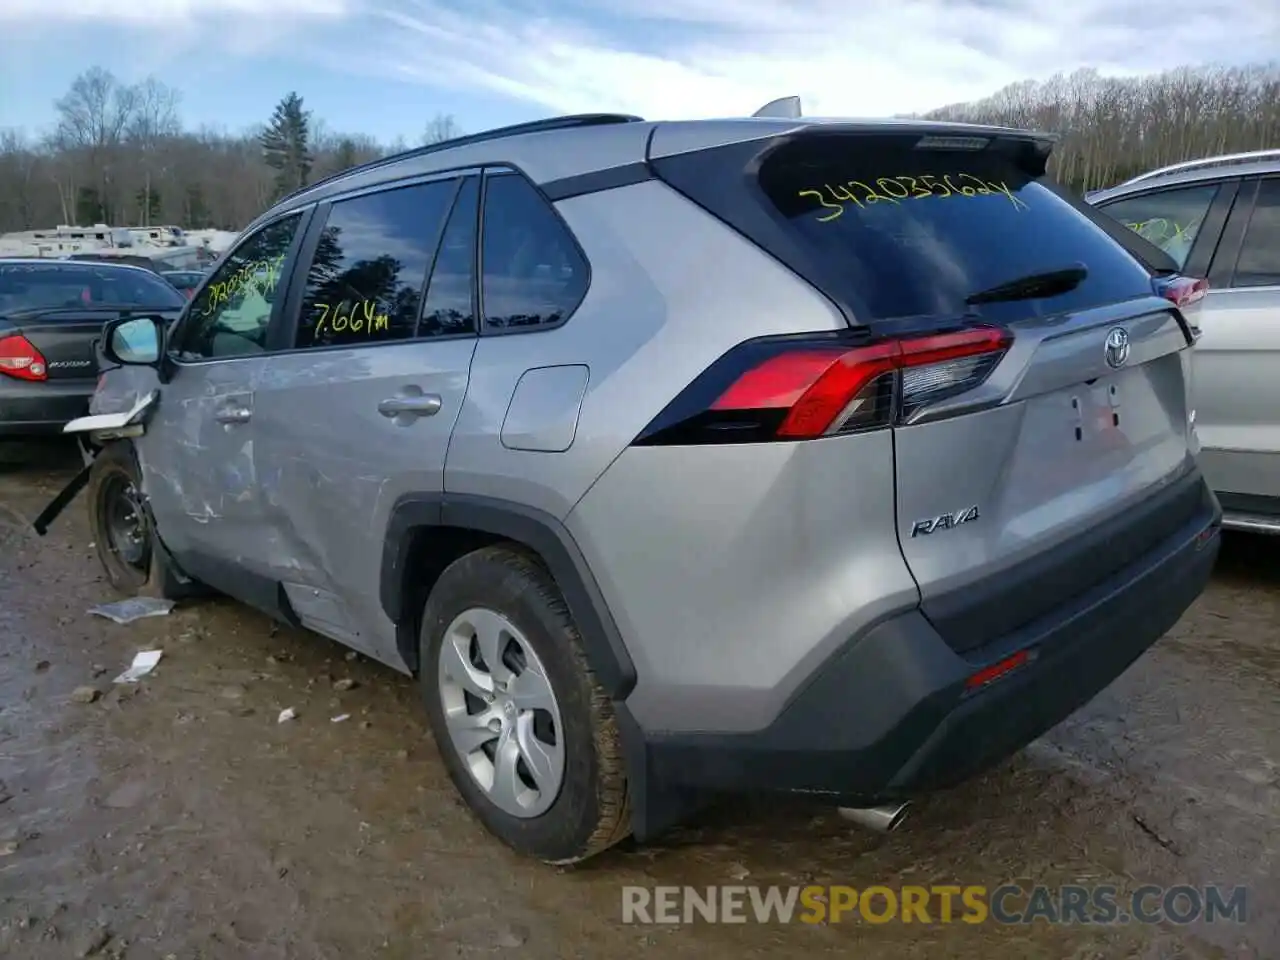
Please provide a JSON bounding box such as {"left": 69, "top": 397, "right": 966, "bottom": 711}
{"left": 837, "top": 802, "right": 910, "bottom": 833}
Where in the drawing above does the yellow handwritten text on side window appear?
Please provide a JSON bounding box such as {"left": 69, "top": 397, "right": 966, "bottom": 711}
{"left": 201, "top": 254, "right": 286, "bottom": 318}
{"left": 312, "top": 300, "right": 392, "bottom": 341}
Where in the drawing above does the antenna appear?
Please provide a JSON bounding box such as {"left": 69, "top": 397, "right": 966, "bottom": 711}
{"left": 751, "top": 96, "right": 802, "bottom": 119}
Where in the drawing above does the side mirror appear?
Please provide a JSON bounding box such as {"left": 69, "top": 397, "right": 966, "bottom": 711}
{"left": 102, "top": 315, "right": 165, "bottom": 366}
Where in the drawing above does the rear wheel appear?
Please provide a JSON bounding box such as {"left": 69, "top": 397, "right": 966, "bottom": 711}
{"left": 86, "top": 443, "right": 189, "bottom": 599}
{"left": 419, "top": 546, "right": 630, "bottom": 864}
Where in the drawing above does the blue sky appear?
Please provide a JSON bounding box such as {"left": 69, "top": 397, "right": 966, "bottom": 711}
{"left": 1, "top": 0, "right": 1277, "bottom": 145}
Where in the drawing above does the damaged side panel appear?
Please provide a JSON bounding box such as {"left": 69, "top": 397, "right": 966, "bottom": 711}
{"left": 33, "top": 381, "right": 162, "bottom": 536}
{"left": 132, "top": 357, "right": 273, "bottom": 579}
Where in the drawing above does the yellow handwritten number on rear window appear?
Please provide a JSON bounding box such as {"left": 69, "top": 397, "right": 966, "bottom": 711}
{"left": 798, "top": 175, "right": 1029, "bottom": 222}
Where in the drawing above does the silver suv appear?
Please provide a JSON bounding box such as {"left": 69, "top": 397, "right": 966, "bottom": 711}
{"left": 1087, "top": 150, "right": 1280, "bottom": 533}
{"left": 59, "top": 108, "right": 1220, "bottom": 864}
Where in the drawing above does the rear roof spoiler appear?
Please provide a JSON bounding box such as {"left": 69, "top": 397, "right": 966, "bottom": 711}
{"left": 751, "top": 97, "right": 802, "bottom": 119}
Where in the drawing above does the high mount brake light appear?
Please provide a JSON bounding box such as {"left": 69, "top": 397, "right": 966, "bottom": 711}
{"left": 0, "top": 333, "right": 48, "bottom": 381}
{"left": 635, "top": 326, "right": 1012, "bottom": 446}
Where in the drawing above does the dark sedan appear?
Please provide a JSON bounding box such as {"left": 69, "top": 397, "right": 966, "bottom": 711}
{"left": 0, "top": 259, "right": 186, "bottom": 436}
{"left": 161, "top": 269, "right": 207, "bottom": 299}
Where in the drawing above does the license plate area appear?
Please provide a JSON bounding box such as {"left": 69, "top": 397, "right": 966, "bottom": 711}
{"left": 1069, "top": 376, "right": 1125, "bottom": 444}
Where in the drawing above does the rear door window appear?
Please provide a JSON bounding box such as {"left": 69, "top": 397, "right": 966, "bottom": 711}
{"left": 294, "top": 179, "right": 458, "bottom": 349}
{"left": 1232, "top": 178, "right": 1280, "bottom": 287}
{"left": 751, "top": 134, "right": 1155, "bottom": 324}
{"left": 1095, "top": 184, "right": 1220, "bottom": 269}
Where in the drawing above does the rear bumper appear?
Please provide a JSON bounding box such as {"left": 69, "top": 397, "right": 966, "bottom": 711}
{"left": 0, "top": 378, "right": 95, "bottom": 436}
{"left": 627, "top": 473, "right": 1220, "bottom": 820}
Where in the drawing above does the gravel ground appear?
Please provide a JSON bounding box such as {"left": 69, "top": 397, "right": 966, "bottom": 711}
{"left": 0, "top": 440, "right": 1276, "bottom": 960}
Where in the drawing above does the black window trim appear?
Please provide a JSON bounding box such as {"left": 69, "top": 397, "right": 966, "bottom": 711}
{"left": 476, "top": 165, "right": 593, "bottom": 338}
{"left": 416, "top": 173, "right": 480, "bottom": 341}
{"left": 1219, "top": 175, "right": 1280, "bottom": 290}
{"left": 168, "top": 206, "right": 316, "bottom": 368}
{"left": 272, "top": 168, "right": 482, "bottom": 357}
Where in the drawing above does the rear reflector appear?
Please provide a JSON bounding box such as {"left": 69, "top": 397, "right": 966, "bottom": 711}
{"left": 965, "top": 648, "right": 1032, "bottom": 692}
{"left": 635, "top": 326, "right": 1012, "bottom": 445}
{"left": 0, "top": 333, "right": 48, "bottom": 381}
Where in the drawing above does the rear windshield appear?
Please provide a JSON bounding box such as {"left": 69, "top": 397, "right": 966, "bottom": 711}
{"left": 754, "top": 134, "right": 1156, "bottom": 324}
{"left": 0, "top": 261, "right": 186, "bottom": 316}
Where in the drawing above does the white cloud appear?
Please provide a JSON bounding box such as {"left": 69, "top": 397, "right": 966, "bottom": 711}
{"left": 1, "top": 0, "right": 1277, "bottom": 122}
{"left": 372, "top": 0, "right": 1280, "bottom": 118}
{"left": 0, "top": 0, "right": 348, "bottom": 22}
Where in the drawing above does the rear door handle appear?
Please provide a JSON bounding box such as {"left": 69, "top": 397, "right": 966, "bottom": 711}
{"left": 378, "top": 394, "right": 442, "bottom": 418}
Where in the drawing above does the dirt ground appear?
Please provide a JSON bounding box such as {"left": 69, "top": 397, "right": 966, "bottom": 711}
{"left": 0, "top": 442, "right": 1276, "bottom": 960}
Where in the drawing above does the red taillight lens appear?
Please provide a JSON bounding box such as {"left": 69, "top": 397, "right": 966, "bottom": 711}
{"left": 1158, "top": 275, "right": 1208, "bottom": 309}
{"left": 0, "top": 334, "right": 48, "bottom": 381}
{"left": 717, "top": 327, "right": 1009, "bottom": 439}
{"left": 636, "top": 326, "right": 1012, "bottom": 445}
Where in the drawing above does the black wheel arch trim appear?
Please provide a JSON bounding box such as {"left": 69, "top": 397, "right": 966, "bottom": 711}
{"left": 380, "top": 492, "right": 637, "bottom": 699}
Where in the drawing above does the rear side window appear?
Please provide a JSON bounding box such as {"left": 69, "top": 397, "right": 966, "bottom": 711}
{"left": 1095, "top": 184, "right": 1219, "bottom": 269}
{"left": 295, "top": 179, "right": 457, "bottom": 349}
{"left": 747, "top": 134, "right": 1155, "bottom": 324}
{"left": 1233, "top": 178, "right": 1280, "bottom": 287}
{"left": 0, "top": 262, "right": 186, "bottom": 315}
{"left": 480, "top": 172, "right": 588, "bottom": 330}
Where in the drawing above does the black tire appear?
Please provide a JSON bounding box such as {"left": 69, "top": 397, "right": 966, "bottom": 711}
{"left": 419, "top": 545, "right": 631, "bottom": 864}
{"left": 86, "top": 442, "right": 191, "bottom": 599}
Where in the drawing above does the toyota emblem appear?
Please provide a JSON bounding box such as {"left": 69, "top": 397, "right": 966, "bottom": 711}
{"left": 1104, "top": 327, "right": 1130, "bottom": 369}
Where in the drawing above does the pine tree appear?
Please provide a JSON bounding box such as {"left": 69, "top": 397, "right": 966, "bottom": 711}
{"left": 260, "top": 92, "right": 313, "bottom": 199}
{"left": 334, "top": 138, "right": 358, "bottom": 173}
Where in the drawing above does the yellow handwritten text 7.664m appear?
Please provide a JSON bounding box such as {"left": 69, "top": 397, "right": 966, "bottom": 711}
{"left": 313, "top": 300, "right": 391, "bottom": 339}
{"left": 799, "top": 174, "right": 1030, "bottom": 222}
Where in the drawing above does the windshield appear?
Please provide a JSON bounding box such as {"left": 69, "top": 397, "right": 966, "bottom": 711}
{"left": 0, "top": 261, "right": 186, "bottom": 315}
{"left": 755, "top": 134, "right": 1156, "bottom": 324}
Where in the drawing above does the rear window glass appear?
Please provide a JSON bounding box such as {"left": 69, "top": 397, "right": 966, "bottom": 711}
{"left": 0, "top": 262, "right": 186, "bottom": 315}
{"left": 757, "top": 135, "right": 1155, "bottom": 323}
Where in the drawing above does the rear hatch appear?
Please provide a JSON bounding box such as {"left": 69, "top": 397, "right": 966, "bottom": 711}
{"left": 651, "top": 125, "right": 1205, "bottom": 654}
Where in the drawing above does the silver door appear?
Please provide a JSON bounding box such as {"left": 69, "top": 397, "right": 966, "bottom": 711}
{"left": 251, "top": 176, "right": 476, "bottom": 665}
{"left": 1193, "top": 177, "right": 1280, "bottom": 502}
{"left": 137, "top": 212, "right": 308, "bottom": 579}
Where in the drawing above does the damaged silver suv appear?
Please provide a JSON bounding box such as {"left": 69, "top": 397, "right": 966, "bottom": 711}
{"left": 42, "top": 105, "right": 1221, "bottom": 864}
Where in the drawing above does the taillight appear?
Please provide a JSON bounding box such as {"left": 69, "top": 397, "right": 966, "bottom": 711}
{"left": 1156, "top": 275, "right": 1208, "bottom": 309}
{"left": 634, "top": 326, "right": 1012, "bottom": 445}
{"left": 0, "top": 334, "right": 48, "bottom": 381}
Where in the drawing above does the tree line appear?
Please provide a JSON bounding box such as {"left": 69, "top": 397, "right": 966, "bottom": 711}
{"left": 0, "top": 67, "right": 462, "bottom": 234}
{"left": 1, "top": 62, "right": 1276, "bottom": 235}
{"left": 923, "top": 63, "right": 1280, "bottom": 192}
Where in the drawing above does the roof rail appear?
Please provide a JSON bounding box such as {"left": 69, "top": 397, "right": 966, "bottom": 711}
{"left": 277, "top": 112, "right": 645, "bottom": 205}
{"left": 1119, "top": 148, "right": 1280, "bottom": 187}
{"left": 752, "top": 96, "right": 802, "bottom": 119}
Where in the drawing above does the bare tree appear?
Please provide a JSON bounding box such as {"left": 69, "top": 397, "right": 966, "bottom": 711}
{"left": 11, "top": 60, "right": 1271, "bottom": 236}
{"left": 128, "top": 77, "right": 182, "bottom": 226}
{"left": 923, "top": 63, "right": 1280, "bottom": 193}
{"left": 421, "top": 114, "right": 462, "bottom": 146}
{"left": 51, "top": 67, "right": 140, "bottom": 223}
